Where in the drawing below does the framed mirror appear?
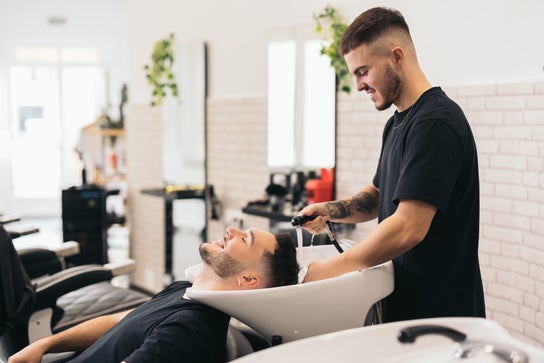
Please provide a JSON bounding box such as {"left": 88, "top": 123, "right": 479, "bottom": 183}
{"left": 267, "top": 25, "right": 336, "bottom": 208}
{"left": 162, "top": 42, "right": 206, "bottom": 187}
{"left": 161, "top": 42, "right": 207, "bottom": 282}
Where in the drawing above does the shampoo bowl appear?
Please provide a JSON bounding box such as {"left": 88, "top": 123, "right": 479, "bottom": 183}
{"left": 185, "top": 245, "right": 394, "bottom": 343}
{"left": 229, "top": 317, "right": 544, "bottom": 363}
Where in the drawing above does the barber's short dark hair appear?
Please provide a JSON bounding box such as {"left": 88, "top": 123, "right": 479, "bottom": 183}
{"left": 340, "top": 7, "right": 411, "bottom": 55}
{"left": 263, "top": 233, "right": 299, "bottom": 287}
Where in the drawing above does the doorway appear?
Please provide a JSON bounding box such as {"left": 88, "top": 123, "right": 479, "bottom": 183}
{"left": 5, "top": 64, "right": 107, "bottom": 216}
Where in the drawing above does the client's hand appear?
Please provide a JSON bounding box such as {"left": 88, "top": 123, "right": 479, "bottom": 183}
{"left": 8, "top": 341, "right": 47, "bottom": 363}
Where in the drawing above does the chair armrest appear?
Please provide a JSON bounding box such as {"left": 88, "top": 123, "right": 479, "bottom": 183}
{"left": 50, "top": 241, "right": 80, "bottom": 258}
{"left": 34, "top": 265, "right": 114, "bottom": 310}
{"left": 104, "top": 259, "right": 135, "bottom": 276}
{"left": 0, "top": 213, "right": 21, "bottom": 224}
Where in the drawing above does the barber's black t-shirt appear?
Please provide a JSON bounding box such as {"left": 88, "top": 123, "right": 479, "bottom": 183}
{"left": 68, "top": 281, "right": 230, "bottom": 363}
{"left": 373, "top": 87, "right": 485, "bottom": 322}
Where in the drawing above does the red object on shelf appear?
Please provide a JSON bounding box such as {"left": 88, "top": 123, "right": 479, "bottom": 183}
{"left": 305, "top": 167, "right": 334, "bottom": 204}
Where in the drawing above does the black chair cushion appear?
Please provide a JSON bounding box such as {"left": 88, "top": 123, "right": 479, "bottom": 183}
{"left": 53, "top": 281, "right": 150, "bottom": 333}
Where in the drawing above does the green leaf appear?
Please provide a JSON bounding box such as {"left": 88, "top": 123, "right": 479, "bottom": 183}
{"left": 143, "top": 33, "right": 179, "bottom": 106}
{"left": 313, "top": 6, "right": 351, "bottom": 94}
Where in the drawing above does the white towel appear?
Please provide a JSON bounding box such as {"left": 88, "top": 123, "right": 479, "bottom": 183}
{"left": 298, "top": 264, "right": 309, "bottom": 283}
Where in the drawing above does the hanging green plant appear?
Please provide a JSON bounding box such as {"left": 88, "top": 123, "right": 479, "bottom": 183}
{"left": 143, "top": 33, "right": 178, "bottom": 106}
{"left": 313, "top": 6, "right": 351, "bottom": 94}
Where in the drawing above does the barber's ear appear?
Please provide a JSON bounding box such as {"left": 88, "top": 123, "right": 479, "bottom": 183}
{"left": 392, "top": 47, "right": 404, "bottom": 65}
{"left": 238, "top": 273, "right": 261, "bottom": 289}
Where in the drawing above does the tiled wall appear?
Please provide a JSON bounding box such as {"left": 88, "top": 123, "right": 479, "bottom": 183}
{"left": 125, "top": 104, "right": 165, "bottom": 293}
{"left": 206, "top": 97, "right": 271, "bottom": 239}
{"left": 127, "top": 82, "right": 544, "bottom": 344}
{"left": 454, "top": 83, "right": 544, "bottom": 345}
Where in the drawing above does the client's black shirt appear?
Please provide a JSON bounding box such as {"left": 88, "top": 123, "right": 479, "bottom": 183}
{"left": 68, "top": 281, "right": 230, "bottom": 363}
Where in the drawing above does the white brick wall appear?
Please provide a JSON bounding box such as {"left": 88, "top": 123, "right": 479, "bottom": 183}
{"left": 454, "top": 83, "right": 544, "bottom": 344}
{"left": 206, "top": 97, "right": 270, "bottom": 238}
{"left": 125, "top": 82, "right": 544, "bottom": 345}
{"left": 125, "top": 104, "right": 165, "bottom": 293}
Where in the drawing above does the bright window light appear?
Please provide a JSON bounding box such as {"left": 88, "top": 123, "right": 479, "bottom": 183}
{"left": 267, "top": 40, "right": 296, "bottom": 168}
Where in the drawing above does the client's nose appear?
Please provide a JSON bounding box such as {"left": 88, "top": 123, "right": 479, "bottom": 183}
{"left": 225, "top": 226, "right": 241, "bottom": 238}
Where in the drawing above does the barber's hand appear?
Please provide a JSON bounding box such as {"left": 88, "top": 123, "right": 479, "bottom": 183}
{"left": 7, "top": 342, "right": 46, "bottom": 363}
{"left": 297, "top": 203, "right": 329, "bottom": 235}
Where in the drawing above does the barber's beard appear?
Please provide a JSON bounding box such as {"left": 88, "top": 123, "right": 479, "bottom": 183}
{"left": 199, "top": 244, "right": 244, "bottom": 278}
{"left": 375, "top": 64, "right": 401, "bottom": 111}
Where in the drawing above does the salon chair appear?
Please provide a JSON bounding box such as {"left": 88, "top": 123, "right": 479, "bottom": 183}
{"left": 1, "top": 224, "right": 268, "bottom": 363}
{"left": 0, "top": 224, "right": 151, "bottom": 362}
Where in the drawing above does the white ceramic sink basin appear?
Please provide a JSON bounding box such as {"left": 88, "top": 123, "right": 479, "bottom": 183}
{"left": 230, "top": 317, "right": 544, "bottom": 362}
{"left": 185, "top": 244, "right": 394, "bottom": 343}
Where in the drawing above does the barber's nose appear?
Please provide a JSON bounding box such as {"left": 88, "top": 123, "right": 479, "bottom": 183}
{"left": 357, "top": 81, "right": 368, "bottom": 93}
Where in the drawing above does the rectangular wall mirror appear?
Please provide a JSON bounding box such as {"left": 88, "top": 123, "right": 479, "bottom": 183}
{"left": 162, "top": 42, "right": 206, "bottom": 187}
{"left": 267, "top": 25, "right": 336, "bottom": 208}
{"left": 160, "top": 42, "right": 207, "bottom": 282}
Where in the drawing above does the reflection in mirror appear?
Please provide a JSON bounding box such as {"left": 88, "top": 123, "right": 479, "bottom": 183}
{"left": 160, "top": 42, "right": 207, "bottom": 282}
{"left": 162, "top": 42, "right": 206, "bottom": 187}
{"left": 268, "top": 25, "right": 335, "bottom": 172}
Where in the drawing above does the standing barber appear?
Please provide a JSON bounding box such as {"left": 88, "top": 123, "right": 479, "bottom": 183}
{"left": 299, "top": 7, "right": 485, "bottom": 322}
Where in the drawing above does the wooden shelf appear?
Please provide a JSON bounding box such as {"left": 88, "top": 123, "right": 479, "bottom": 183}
{"left": 98, "top": 128, "right": 125, "bottom": 137}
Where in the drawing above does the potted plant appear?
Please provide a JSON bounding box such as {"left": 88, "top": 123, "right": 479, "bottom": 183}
{"left": 313, "top": 6, "right": 351, "bottom": 93}
{"left": 143, "top": 33, "right": 179, "bottom": 106}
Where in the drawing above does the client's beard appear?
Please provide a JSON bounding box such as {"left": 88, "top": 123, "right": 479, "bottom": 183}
{"left": 199, "top": 243, "right": 244, "bottom": 278}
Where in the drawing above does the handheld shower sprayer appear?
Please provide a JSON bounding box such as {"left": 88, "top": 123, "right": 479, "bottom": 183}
{"left": 325, "top": 221, "right": 344, "bottom": 254}
{"left": 290, "top": 215, "right": 344, "bottom": 254}
{"left": 291, "top": 214, "right": 318, "bottom": 227}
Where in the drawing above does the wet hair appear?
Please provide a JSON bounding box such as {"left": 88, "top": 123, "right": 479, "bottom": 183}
{"left": 340, "top": 7, "right": 412, "bottom": 55}
{"left": 262, "top": 232, "right": 300, "bottom": 287}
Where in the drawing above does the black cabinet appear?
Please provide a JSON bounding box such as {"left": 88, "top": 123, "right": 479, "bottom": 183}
{"left": 62, "top": 186, "right": 108, "bottom": 266}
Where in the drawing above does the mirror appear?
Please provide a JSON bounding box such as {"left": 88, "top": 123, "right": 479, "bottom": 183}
{"left": 162, "top": 42, "right": 206, "bottom": 187}
{"left": 161, "top": 42, "right": 207, "bottom": 282}
{"left": 267, "top": 25, "right": 335, "bottom": 171}
{"left": 267, "top": 25, "right": 336, "bottom": 208}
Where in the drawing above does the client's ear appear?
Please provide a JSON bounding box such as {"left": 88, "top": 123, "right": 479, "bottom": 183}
{"left": 237, "top": 273, "right": 262, "bottom": 289}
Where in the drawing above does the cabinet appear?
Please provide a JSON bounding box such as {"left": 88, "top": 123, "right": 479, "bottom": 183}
{"left": 62, "top": 186, "right": 108, "bottom": 266}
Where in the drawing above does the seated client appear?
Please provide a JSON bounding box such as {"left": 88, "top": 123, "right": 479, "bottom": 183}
{"left": 8, "top": 226, "right": 300, "bottom": 363}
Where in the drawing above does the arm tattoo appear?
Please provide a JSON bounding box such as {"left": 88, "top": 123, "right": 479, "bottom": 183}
{"left": 325, "top": 191, "right": 377, "bottom": 219}
{"left": 351, "top": 191, "right": 378, "bottom": 214}
{"left": 325, "top": 201, "right": 351, "bottom": 219}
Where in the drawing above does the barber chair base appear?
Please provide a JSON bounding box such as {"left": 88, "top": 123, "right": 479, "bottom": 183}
{"left": 28, "top": 308, "right": 55, "bottom": 344}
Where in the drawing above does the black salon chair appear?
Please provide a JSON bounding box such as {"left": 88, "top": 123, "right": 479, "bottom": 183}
{"left": 0, "top": 224, "right": 151, "bottom": 362}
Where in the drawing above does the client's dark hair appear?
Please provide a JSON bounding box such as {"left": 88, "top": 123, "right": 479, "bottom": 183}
{"left": 262, "top": 232, "right": 299, "bottom": 287}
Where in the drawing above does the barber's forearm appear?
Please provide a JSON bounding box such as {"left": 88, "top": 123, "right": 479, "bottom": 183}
{"left": 344, "top": 199, "right": 436, "bottom": 270}
{"left": 325, "top": 184, "right": 379, "bottom": 224}
{"left": 305, "top": 200, "right": 436, "bottom": 282}
{"left": 305, "top": 214, "right": 415, "bottom": 282}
